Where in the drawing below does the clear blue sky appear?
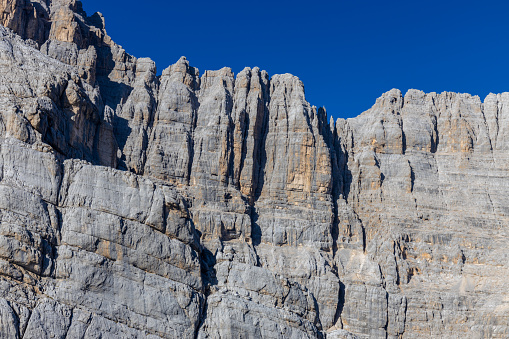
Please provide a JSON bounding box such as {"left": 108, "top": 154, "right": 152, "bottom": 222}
{"left": 81, "top": 0, "right": 509, "bottom": 120}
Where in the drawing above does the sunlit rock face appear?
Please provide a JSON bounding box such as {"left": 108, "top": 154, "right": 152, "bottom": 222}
{"left": 0, "top": 1, "right": 508, "bottom": 338}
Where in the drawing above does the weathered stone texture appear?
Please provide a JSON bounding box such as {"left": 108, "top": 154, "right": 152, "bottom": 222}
{"left": 0, "top": 1, "right": 508, "bottom": 338}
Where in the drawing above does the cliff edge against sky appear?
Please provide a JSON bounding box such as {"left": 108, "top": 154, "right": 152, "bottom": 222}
{"left": 0, "top": 1, "right": 507, "bottom": 338}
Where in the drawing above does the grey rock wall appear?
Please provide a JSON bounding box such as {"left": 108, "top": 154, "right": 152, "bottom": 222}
{"left": 0, "top": 1, "right": 508, "bottom": 338}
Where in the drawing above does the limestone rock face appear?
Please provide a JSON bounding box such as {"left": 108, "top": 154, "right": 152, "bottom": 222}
{"left": 0, "top": 1, "right": 508, "bottom": 338}
{"left": 331, "top": 89, "right": 509, "bottom": 338}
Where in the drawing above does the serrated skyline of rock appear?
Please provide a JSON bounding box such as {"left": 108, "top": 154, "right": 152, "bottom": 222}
{"left": 0, "top": 0, "right": 507, "bottom": 338}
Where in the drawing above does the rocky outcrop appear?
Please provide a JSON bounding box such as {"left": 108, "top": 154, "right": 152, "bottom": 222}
{"left": 0, "top": 1, "right": 508, "bottom": 338}
{"left": 331, "top": 89, "right": 509, "bottom": 338}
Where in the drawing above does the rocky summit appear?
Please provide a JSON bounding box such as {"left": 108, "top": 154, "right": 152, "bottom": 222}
{"left": 0, "top": 1, "right": 507, "bottom": 338}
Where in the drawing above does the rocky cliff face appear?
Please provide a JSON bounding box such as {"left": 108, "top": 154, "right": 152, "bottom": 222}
{"left": 0, "top": 1, "right": 507, "bottom": 338}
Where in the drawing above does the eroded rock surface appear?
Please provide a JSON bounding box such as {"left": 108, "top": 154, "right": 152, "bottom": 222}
{"left": 0, "top": 1, "right": 508, "bottom": 338}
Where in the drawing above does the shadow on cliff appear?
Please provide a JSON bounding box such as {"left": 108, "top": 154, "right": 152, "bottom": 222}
{"left": 251, "top": 211, "right": 262, "bottom": 246}
{"left": 250, "top": 99, "right": 270, "bottom": 247}
{"left": 196, "top": 240, "right": 218, "bottom": 337}
{"left": 200, "top": 245, "right": 218, "bottom": 287}
{"left": 95, "top": 44, "right": 134, "bottom": 169}
{"left": 112, "top": 116, "right": 131, "bottom": 151}
{"left": 233, "top": 86, "right": 271, "bottom": 248}
{"left": 96, "top": 45, "right": 134, "bottom": 109}
{"left": 316, "top": 108, "right": 355, "bottom": 254}
{"left": 112, "top": 116, "right": 132, "bottom": 170}
{"left": 333, "top": 280, "right": 346, "bottom": 326}
{"left": 315, "top": 109, "right": 354, "bottom": 328}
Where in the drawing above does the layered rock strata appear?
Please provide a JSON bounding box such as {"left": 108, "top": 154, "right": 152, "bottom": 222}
{"left": 0, "top": 1, "right": 508, "bottom": 338}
